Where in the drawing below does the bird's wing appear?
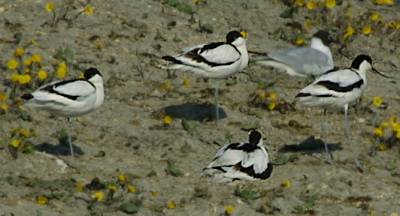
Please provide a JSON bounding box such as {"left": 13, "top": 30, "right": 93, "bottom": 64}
{"left": 269, "top": 48, "right": 332, "bottom": 71}
{"left": 207, "top": 143, "right": 245, "bottom": 168}
{"left": 37, "top": 79, "right": 96, "bottom": 101}
{"left": 241, "top": 148, "right": 269, "bottom": 174}
{"left": 179, "top": 42, "right": 241, "bottom": 66}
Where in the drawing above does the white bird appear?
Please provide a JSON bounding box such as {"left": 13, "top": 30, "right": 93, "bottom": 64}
{"left": 202, "top": 129, "right": 273, "bottom": 182}
{"left": 21, "top": 67, "right": 104, "bottom": 157}
{"left": 162, "top": 30, "right": 248, "bottom": 121}
{"left": 295, "top": 54, "right": 388, "bottom": 158}
{"left": 254, "top": 30, "right": 335, "bottom": 77}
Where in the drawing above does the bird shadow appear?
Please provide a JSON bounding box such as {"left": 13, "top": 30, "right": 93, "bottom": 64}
{"left": 35, "top": 135, "right": 84, "bottom": 156}
{"left": 278, "top": 136, "right": 343, "bottom": 154}
{"left": 163, "top": 102, "right": 227, "bottom": 121}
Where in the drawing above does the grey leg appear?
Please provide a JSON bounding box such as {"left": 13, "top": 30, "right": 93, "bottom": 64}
{"left": 67, "top": 118, "right": 74, "bottom": 157}
{"left": 214, "top": 80, "right": 220, "bottom": 122}
{"left": 344, "top": 104, "right": 351, "bottom": 140}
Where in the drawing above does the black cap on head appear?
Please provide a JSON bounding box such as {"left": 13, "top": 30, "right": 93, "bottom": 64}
{"left": 248, "top": 129, "right": 262, "bottom": 145}
{"left": 313, "top": 30, "right": 334, "bottom": 46}
{"left": 351, "top": 54, "right": 372, "bottom": 69}
{"left": 84, "top": 67, "right": 102, "bottom": 80}
{"left": 226, "top": 30, "right": 243, "bottom": 43}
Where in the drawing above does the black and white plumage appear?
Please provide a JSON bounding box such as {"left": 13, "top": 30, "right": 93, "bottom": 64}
{"left": 296, "top": 55, "right": 387, "bottom": 138}
{"left": 202, "top": 129, "right": 273, "bottom": 182}
{"left": 162, "top": 30, "right": 248, "bottom": 79}
{"left": 22, "top": 67, "right": 104, "bottom": 157}
{"left": 162, "top": 30, "right": 248, "bottom": 121}
{"left": 254, "top": 30, "right": 335, "bottom": 77}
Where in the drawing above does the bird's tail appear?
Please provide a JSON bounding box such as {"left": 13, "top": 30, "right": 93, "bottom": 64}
{"left": 160, "top": 55, "right": 187, "bottom": 70}
{"left": 21, "top": 93, "right": 34, "bottom": 101}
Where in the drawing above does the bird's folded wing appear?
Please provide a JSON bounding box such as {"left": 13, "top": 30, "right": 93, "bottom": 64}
{"left": 270, "top": 48, "right": 330, "bottom": 69}
{"left": 241, "top": 149, "right": 268, "bottom": 174}
{"left": 314, "top": 69, "right": 362, "bottom": 89}
{"left": 198, "top": 43, "right": 241, "bottom": 65}
{"left": 208, "top": 148, "right": 244, "bottom": 168}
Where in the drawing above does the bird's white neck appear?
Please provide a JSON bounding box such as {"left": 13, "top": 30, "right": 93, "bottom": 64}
{"left": 356, "top": 61, "right": 371, "bottom": 86}
{"left": 89, "top": 75, "right": 104, "bottom": 108}
{"left": 311, "top": 38, "right": 333, "bottom": 65}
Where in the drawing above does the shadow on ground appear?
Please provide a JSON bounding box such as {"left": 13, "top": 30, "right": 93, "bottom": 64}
{"left": 279, "top": 136, "right": 343, "bottom": 154}
{"left": 164, "top": 102, "right": 227, "bottom": 121}
{"left": 35, "top": 140, "right": 84, "bottom": 156}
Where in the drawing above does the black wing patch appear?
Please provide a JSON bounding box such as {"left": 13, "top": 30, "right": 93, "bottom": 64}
{"left": 199, "top": 42, "right": 225, "bottom": 53}
{"left": 235, "top": 162, "right": 273, "bottom": 179}
{"left": 296, "top": 92, "right": 334, "bottom": 98}
{"left": 226, "top": 142, "right": 259, "bottom": 152}
{"left": 42, "top": 79, "right": 90, "bottom": 100}
{"left": 316, "top": 79, "right": 364, "bottom": 93}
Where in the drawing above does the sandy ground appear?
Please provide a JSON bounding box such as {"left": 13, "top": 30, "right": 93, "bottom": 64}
{"left": 0, "top": 0, "right": 400, "bottom": 215}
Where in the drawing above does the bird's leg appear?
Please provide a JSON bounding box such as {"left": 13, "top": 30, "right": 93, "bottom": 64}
{"left": 320, "top": 111, "right": 333, "bottom": 163}
{"left": 214, "top": 80, "right": 220, "bottom": 122}
{"left": 67, "top": 117, "right": 74, "bottom": 157}
{"left": 344, "top": 104, "right": 351, "bottom": 140}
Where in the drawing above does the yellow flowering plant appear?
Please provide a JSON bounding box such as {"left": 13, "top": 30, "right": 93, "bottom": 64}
{"left": 373, "top": 116, "right": 400, "bottom": 151}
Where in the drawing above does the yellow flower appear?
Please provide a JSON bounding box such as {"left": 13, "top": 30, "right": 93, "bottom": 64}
{"left": 387, "top": 20, "right": 400, "bottom": 29}
{"left": 182, "top": 77, "right": 190, "bottom": 88}
{"left": 0, "top": 103, "right": 9, "bottom": 112}
{"left": 267, "top": 102, "right": 276, "bottom": 110}
{"left": 108, "top": 184, "right": 118, "bottom": 193}
{"left": 24, "top": 68, "right": 31, "bottom": 74}
{"left": 150, "top": 191, "right": 160, "bottom": 197}
{"left": 24, "top": 58, "right": 33, "bottom": 66}
{"left": 92, "top": 191, "right": 105, "bottom": 202}
{"left": 304, "top": 19, "right": 313, "bottom": 31}
{"left": 45, "top": 2, "right": 55, "bottom": 13}
{"left": 163, "top": 115, "right": 173, "bottom": 125}
{"left": 14, "top": 47, "right": 25, "bottom": 57}
{"left": 31, "top": 54, "right": 42, "bottom": 63}
{"left": 19, "top": 128, "right": 32, "bottom": 138}
{"left": 281, "top": 179, "right": 292, "bottom": 188}
{"left": 11, "top": 73, "right": 19, "bottom": 83}
{"left": 7, "top": 59, "right": 19, "bottom": 70}
{"left": 118, "top": 174, "right": 127, "bottom": 183}
{"left": 396, "top": 130, "right": 400, "bottom": 139}
{"left": 162, "top": 80, "right": 173, "bottom": 92}
{"left": 267, "top": 92, "right": 277, "bottom": 101}
{"left": 0, "top": 92, "right": 7, "bottom": 101}
{"left": 224, "top": 205, "right": 235, "bottom": 215}
{"left": 378, "top": 143, "right": 388, "bottom": 151}
{"left": 372, "top": 96, "right": 383, "bottom": 107}
{"left": 370, "top": 12, "right": 381, "bottom": 22}
{"left": 37, "top": 70, "right": 48, "bottom": 81}
{"left": 362, "top": 25, "right": 372, "bottom": 36}
{"left": 18, "top": 74, "right": 32, "bottom": 85}
{"left": 10, "top": 139, "right": 21, "bottom": 149}
{"left": 295, "top": 0, "right": 305, "bottom": 6}
{"left": 344, "top": 25, "right": 355, "bottom": 40}
{"left": 166, "top": 200, "right": 176, "bottom": 209}
{"left": 295, "top": 37, "right": 305, "bottom": 46}
{"left": 375, "top": 0, "right": 394, "bottom": 5}
{"left": 76, "top": 181, "right": 85, "bottom": 192}
{"left": 325, "top": 0, "right": 336, "bottom": 9}
{"left": 83, "top": 5, "right": 95, "bottom": 16}
{"left": 56, "top": 62, "right": 68, "bottom": 79}
{"left": 374, "top": 127, "right": 384, "bottom": 137}
{"left": 36, "top": 195, "right": 49, "bottom": 205}
{"left": 306, "top": 0, "right": 318, "bottom": 10}
{"left": 127, "top": 185, "right": 137, "bottom": 193}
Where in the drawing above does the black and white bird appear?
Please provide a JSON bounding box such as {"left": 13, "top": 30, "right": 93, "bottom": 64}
{"left": 162, "top": 30, "right": 248, "bottom": 121}
{"left": 254, "top": 30, "right": 335, "bottom": 77}
{"left": 296, "top": 54, "right": 389, "bottom": 140}
{"left": 202, "top": 129, "right": 273, "bottom": 182}
{"left": 21, "top": 67, "right": 104, "bottom": 157}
